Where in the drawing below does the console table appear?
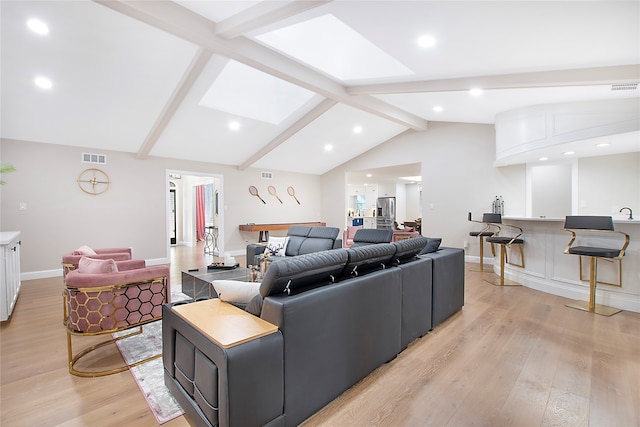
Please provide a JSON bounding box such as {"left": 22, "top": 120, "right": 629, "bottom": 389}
{"left": 239, "top": 221, "right": 326, "bottom": 242}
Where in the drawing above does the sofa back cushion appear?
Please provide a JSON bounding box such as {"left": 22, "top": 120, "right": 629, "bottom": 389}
{"left": 259, "top": 249, "right": 349, "bottom": 297}
{"left": 285, "top": 226, "right": 339, "bottom": 256}
{"left": 343, "top": 243, "right": 396, "bottom": 277}
{"left": 297, "top": 227, "right": 340, "bottom": 255}
{"left": 351, "top": 229, "right": 393, "bottom": 247}
{"left": 392, "top": 236, "right": 429, "bottom": 265}
{"left": 284, "top": 226, "right": 312, "bottom": 256}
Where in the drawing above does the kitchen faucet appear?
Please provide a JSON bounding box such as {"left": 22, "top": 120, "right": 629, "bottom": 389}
{"left": 620, "top": 207, "right": 634, "bottom": 220}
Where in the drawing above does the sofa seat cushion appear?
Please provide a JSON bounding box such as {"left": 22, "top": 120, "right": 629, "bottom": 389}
{"left": 259, "top": 249, "right": 349, "bottom": 297}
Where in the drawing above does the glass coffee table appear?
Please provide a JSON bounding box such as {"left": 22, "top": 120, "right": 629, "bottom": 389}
{"left": 181, "top": 266, "right": 253, "bottom": 299}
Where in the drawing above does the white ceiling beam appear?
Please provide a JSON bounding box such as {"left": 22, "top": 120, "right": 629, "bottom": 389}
{"left": 136, "top": 48, "right": 213, "bottom": 159}
{"left": 216, "top": 0, "right": 332, "bottom": 39}
{"left": 238, "top": 98, "right": 338, "bottom": 171}
{"left": 346, "top": 65, "right": 640, "bottom": 95}
{"left": 95, "top": 0, "right": 427, "bottom": 132}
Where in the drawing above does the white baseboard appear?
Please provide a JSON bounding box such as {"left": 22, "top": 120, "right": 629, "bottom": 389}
{"left": 496, "top": 264, "right": 640, "bottom": 313}
{"left": 464, "top": 255, "right": 495, "bottom": 265}
{"left": 21, "top": 269, "right": 62, "bottom": 281}
{"left": 146, "top": 257, "right": 170, "bottom": 266}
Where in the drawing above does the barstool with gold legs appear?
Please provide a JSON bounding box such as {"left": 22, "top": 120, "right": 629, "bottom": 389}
{"left": 468, "top": 212, "right": 497, "bottom": 272}
{"left": 484, "top": 213, "right": 524, "bottom": 286}
{"left": 563, "top": 215, "right": 629, "bottom": 316}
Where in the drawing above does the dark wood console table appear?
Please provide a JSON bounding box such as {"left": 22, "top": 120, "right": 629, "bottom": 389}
{"left": 239, "top": 221, "right": 326, "bottom": 242}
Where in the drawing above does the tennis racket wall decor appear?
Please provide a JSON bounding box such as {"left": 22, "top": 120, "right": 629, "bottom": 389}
{"left": 248, "top": 186, "right": 266, "bottom": 204}
{"left": 268, "top": 185, "right": 283, "bottom": 204}
{"left": 287, "top": 186, "right": 301, "bottom": 204}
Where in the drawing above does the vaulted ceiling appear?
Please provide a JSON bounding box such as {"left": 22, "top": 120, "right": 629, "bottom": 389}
{"left": 2, "top": 1, "right": 639, "bottom": 176}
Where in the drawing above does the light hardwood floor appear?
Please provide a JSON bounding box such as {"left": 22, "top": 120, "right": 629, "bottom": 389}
{"left": 1, "top": 244, "right": 639, "bottom": 426}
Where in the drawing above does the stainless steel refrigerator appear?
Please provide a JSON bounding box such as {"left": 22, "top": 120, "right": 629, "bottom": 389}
{"left": 376, "top": 197, "right": 396, "bottom": 230}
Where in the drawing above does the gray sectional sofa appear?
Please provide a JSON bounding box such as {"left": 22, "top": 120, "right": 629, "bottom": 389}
{"left": 163, "top": 236, "right": 465, "bottom": 427}
{"left": 246, "top": 225, "right": 342, "bottom": 267}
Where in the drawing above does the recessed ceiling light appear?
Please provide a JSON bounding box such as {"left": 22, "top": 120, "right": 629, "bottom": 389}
{"left": 563, "top": 151, "right": 575, "bottom": 155}
{"left": 417, "top": 35, "right": 436, "bottom": 48}
{"left": 596, "top": 143, "right": 610, "bottom": 147}
{"left": 433, "top": 106, "right": 443, "bottom": 112}
{"left": 469, "top": 88, "right": 483, "bottom": 96}
{"left": 34, "top": 76, "right": 52, "bottom": 89}
{"left": 324, "top": 144, "right": 333, "bottom": 152}
{"left": 353, "top": 126, "right": 363, "bottom": 134}
{"left": 366, "top": 174, "right": 372, "bottom": 178}
{"left": 228, "top": 121, "right": 240, "bottom": 130}
{"left": 539, "top": 157, "right": 549, "bottom": 161}
{"left": 27, "top": 19, "right": 49, "bottom": 35}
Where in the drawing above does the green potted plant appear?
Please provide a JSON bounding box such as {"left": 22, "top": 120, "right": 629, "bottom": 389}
{"left": 0, "top": 164, "right": 15, "bottom": 185}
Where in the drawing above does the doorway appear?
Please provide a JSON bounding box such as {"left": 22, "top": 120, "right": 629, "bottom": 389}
{"left": 166, "top": 170, "right": 223, "bottom": 258}
{"left": 169, "top": 186, "right": 177, "bottom": 244}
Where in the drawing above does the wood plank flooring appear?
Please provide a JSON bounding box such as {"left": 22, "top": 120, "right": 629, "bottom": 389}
{"left": 1, "top": 244, "right": 639, "bottom": 426}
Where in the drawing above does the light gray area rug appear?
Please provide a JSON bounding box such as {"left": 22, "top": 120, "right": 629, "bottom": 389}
{"left": 114, "top": 289, "right": 189, "bottom": 424}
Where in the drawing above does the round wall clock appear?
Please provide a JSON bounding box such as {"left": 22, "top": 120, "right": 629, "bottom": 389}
{"left": 77, "top": 168, "right": 110, "bottom": 195}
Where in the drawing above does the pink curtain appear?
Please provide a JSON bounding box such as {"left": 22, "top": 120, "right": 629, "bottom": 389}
{"left": 195, "top": 185, "right": 205, "bottom": 241}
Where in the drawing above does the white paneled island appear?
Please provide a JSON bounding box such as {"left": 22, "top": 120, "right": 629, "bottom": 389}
{"left": 488, "top": 217, "right": 639, "bottom": 313}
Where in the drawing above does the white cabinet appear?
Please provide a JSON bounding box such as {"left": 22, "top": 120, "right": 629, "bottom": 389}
{"left": 363, "top": 217, "right": 376, "bottom": 229}
{"left": 1, "top": 231, "right": 21, "bottom": 321}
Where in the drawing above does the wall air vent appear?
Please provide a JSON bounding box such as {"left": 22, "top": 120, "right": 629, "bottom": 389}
{"left": 82, "top": 153, "right": 107, "bottom": 164}
{"left": 261, "top": 171, "right": 273, "bottom": 179}
{"left": 611, "top": 83, "right": 638, "bottom": 91}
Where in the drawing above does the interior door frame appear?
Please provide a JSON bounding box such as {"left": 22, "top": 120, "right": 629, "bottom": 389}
{"left": 165, "top": 169, "right": 224, "bottom": 261}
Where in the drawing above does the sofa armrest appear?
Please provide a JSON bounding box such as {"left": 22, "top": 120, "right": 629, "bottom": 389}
{"left": 162, "top": 300, "right": 284, "bottom": 427}
{"left": 246, "top": 244, "right": 267, "bottom": 267}
{"left": 65, "top": 265, "right": 170, "bottom": 289}
{"left": 419, "top": 247, "right": 465, "bottom": 328}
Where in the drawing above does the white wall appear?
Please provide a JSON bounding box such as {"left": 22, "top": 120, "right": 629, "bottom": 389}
{"left": 322, "top": 122, "right": 522, "bottom": 258}
{"left": 4, "top": 127, "right": 636, "bottom": 277}
{"left": 577, "top": 152, "right": 640, "bottom": 217}
{"left": 0, "top": 139, "right": 322, "bottom": 276}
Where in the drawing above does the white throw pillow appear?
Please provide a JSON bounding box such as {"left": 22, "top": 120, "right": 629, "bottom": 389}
{"left": 212, "top": 280, "right": 261, "bottom": 304}
{"left": 266, "top": 236, "right": 288, "bottom": 256}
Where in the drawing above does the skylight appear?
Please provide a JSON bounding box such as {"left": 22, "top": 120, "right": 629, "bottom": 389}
{"left": 256, "top": 14, "right": 414, "bottom": 81}
{"left": 199, "top": 60, "right": 315, "bottom": 125}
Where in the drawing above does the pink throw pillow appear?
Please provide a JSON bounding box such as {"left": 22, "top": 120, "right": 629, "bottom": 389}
{"left": 73, "top": 245, "right": 97, "bottom": 256}
{"left": 77, "top": 257, "right": 118, "bottom": 274}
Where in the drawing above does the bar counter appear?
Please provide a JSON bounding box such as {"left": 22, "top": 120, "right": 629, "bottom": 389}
{"left": 487, "top": 216, "right": 639, "bottom": 313}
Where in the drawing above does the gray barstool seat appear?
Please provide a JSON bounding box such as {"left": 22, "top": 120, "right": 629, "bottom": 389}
{"left": 468, "top": 212, "right": 497, "bottom": 272}
{"left": 563, "top": 215, "right": 629, "bottom": 316}
{"left": 483, "top": 213, "right": 524, "bottom": 286}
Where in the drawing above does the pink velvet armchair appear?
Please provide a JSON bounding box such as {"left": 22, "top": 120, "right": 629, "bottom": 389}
{"left": 62, "top": 246, "right": 133, "bottom": 279}
{"left": 63, "top": 257, "right": 170, "bottom": 377}
{"left": 343, "top": 225, "right": 363, "bottom": 248}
